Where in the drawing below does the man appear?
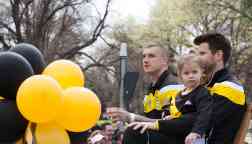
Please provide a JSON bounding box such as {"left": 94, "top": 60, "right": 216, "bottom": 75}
{"left": 104, "top": 124, "right": 113, "bottom": 144}
{"left": 107, "top": 43, "right": 181, "bottom": 122}
{"left": 194, "top": 33, "right": 246, "bottom": 144}
{"left": 107, "top": 43, "right": 183, "bottom": 143}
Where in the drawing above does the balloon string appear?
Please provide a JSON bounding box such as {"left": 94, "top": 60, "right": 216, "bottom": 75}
{"left": 30, "top": 123, "right": 37, "bottom": 144}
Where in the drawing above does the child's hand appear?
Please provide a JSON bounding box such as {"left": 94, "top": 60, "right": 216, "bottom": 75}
{"left": 162, "top": 115, "right": 173, "bottom": 120}
{"left": 185, "top": 132, "right": 201, "bottom": 144}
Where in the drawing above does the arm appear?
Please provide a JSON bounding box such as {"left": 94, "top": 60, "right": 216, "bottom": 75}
{"left": 107, "top": 107, "right": 157, "bottom": 123}
{"left": 191, "top": 88, "right": 213, "bottom": 135}
{"left": 158, "top": 113, "right": 197, "bottom": 135}
{"left": 184, "top": 88, "right": 212, "bottom": 144}
{"left": 133, "top": 114, "right": 157, "bottom": 122}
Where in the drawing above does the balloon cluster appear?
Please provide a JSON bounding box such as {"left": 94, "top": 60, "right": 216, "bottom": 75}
{"left": 0, "top": 43, "right": 101, "bottom": 144}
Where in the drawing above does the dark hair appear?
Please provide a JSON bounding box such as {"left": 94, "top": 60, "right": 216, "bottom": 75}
{"left": 193, "top": 33, "right": 231, "bottom": 64}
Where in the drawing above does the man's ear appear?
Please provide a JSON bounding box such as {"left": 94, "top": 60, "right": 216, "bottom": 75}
{"left": 215, "top": 50, "right": 224, "bottom": 61}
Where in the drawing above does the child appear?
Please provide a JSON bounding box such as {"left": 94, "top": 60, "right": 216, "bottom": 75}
{"left": 127, "top": 55, "right": 212, "bottom": 144}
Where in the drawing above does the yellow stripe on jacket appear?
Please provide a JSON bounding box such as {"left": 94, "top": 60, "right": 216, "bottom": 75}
{"left": 209, "top": 81, "right": 245, "bottom": 105}
{"left": 143, "top": 84, "right": 184, "bottom": 113}
{"left": 169, "top": 95, "right": 182, "bottom": 118}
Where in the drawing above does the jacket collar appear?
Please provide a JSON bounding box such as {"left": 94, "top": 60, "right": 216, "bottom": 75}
{"left": 207, "top": 68, "right": 232, "bottom": 87}
{"left": 148, "top": 70, "right": 169, "bottom": 94}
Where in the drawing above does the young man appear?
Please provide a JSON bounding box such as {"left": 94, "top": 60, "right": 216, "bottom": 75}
{"left": 107, "top": 43, "right": 181, "bottom": 122}
{"left": 107, "top": 43, "right": 183, "bottom": 143}
{"left": 194, "top": 33, "right": 246, "bottom": 144}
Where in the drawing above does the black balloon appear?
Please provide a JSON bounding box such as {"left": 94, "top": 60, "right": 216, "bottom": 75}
{"left": 10, "top": 43, "right": 46, "bottom": 74}
{"left": 0, "top": 100, "right": 28, "bottom": 142}
{"left": 0, "top": 52, "right": 34, "bottom": 99}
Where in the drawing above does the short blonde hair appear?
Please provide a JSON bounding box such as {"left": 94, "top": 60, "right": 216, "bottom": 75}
{"left": 143, "top": 42, "right": 170, "bottom": 60}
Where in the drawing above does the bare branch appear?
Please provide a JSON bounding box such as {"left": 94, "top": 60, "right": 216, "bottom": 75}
{"left": 42, "top": 1, "right": 84, "bottom": 28}
{"left": 60, "top": 0, "right": 111, "bottom": 59}
{"left": 11, "top": 0, "right": 23, "bottom": 42}
{"left": 77, "top": 51, "right": 97, "bottom": 63}
{"left": 0, "top": 21, "right": 16, "bottom": 35}
{"left": 81, "top": 61, "right": 116, "bottom": 72}
{"left": 19, "top": 0, "right": 33, "bottom": 20}
{"left": 210, "top": 1, "right": 252, "bottom": 21}
{"left": 0, "top": 35, "right": 10, "bottom": 49}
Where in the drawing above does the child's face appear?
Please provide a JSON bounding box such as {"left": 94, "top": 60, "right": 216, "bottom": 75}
{"left": 180, "top": 63, "right": 202, "bottom": 89}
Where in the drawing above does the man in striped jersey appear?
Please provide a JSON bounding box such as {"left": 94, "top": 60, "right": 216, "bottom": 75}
{"left": 194, "top": 33, "right": 246, "bottom": 144}
{"left": 107, "top": 43, "right": 183, "bottom": 143}
{"left": 108, "top": 43, "right": 181, "bottom": 123}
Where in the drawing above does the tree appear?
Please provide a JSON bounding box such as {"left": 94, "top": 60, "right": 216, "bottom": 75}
{"left": 109, "top": 0, "right": 252, "bottom": 104}
{"left": 0, "top": 0, "right": 111, "bottom": 62}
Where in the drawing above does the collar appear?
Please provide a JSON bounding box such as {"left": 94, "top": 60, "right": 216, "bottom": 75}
{"left": 148, "top": 70, "right": 169, "bottom": 94}
{"left": 207, "top": 68, "right": 232, "bottom": 87}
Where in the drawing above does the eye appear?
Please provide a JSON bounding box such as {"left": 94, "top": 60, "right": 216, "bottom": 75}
{"left": 183, "top": 71, "right": 189, "bottom": 75}
{"left": 149, "top": 54, "right": 155, "bottom": 58}
{"left": 192, "top": 70, "right": 198, "bottom": 74}
{"left": 199, "top": 52, "right": 206, "bottom": 55}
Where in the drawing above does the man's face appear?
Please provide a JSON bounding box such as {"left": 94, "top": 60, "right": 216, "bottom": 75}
{"left": 142, "top": 47, "right": 167, "bottom": 74}
{"left": 105, "top": 125, "right": 113, "bottom": 141}
{"left": 196, "top": 43, "right": 217, "bottom": 72}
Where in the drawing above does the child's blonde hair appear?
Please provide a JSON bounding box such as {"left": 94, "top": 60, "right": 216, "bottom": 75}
{"left": 177, "top": 55, "right": 207, "bottom": 84}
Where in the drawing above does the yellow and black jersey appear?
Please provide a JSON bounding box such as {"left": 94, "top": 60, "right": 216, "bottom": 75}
{"left": 143, "top": 70, "right": 182, "bottom": 119}
{"left": 143, "top": 84, "right": 184, "bottom": 114}
{"left": 206, "top": 68, "right": 246, "bottom": 144}
{"left": 157, "top": 85, "right": 212, "bottom": 136}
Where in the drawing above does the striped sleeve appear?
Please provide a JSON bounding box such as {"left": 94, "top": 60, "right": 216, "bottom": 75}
{"left": 210, "top": 81, "right": 245, "bottom": 105}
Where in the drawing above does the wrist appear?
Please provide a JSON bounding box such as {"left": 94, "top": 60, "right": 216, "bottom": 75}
{"left": 153, "top": 120, "right": 159, "bottom": 130}
{"left": 129, "top": 113, "right": 136, "bottom": 122}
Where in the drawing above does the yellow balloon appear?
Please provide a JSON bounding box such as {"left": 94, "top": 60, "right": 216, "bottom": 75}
{"left": 35, "top": 123, "right": 70, "bottom": 144}
{"left": 56, "top": 87, "right": 101, "bottom": 132}
{"left": 17, "top": 75, "right": 63, "bottom": 123}
{"left": 43, "top": 60, "right": 85, "bottom": 89}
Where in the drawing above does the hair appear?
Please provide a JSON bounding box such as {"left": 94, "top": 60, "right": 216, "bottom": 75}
{"left": 143, "top": 42, "right": 170, "bottom": 60}
{"left": 177, "top": 55, "right": 208, "bottom": 84}
{"left": 177, "top": 55, "right": 204, "bottom": 75}
{"left": 193, "top": 33, "right": 231, "bottom": 65}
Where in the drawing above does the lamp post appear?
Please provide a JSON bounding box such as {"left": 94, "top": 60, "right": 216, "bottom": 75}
{"left": 119, "top": 43, "right": 128, "bottom": 108}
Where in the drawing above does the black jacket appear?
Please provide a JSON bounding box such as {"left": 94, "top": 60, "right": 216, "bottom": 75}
{"left": 207, "top": 68, "right": 246, "bottom": 144}
{"left": 143, "top": 70, "right": 179, "bottom": 119}
{"left": 158, "top": 85, "right": 212, "bottom": 137}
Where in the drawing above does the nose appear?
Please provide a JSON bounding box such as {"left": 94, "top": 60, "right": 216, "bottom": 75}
{"left": 143, "top": 57, "right": 148, "bottom": 64}
{"left": 188, "top": 73, "right": 194, "bottom": 79}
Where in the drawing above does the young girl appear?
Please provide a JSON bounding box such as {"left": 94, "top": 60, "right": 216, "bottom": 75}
{"left": 127, "top": 55, "right": 212, "bottom": 144}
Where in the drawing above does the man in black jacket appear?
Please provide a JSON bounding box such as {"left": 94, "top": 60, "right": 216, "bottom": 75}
{"left": 107, "top": 43, "right": 182, "bottom": 143}
{"left": 194, "top": 33, "right": 246, "bottom": 144}
{"left": 107, "top": 43, "right": 181, "bottom": 122}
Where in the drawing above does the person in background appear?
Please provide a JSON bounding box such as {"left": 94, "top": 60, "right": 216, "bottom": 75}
{"left": 87, "top": 130, "right": 106, "bottom": 144}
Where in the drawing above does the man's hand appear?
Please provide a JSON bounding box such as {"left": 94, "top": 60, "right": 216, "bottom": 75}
{"left": 127, "top": 122, "right": 155, "bottom": 134}
{"left": 107, "top": 107, "right": 131, "bottom": 122}
{"left": 185, "top": 132, "right": 201, "bottom": 144}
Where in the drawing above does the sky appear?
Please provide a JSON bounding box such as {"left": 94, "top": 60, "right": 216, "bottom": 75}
{"left": 94, "top": 0, "right": 155, "bottom": 24}
{"left": 111, "top": 0, "right": 154, "bottom": 22}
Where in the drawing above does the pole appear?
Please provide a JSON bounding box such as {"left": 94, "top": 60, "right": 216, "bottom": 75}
{"left": 119, "top": 43, "right": 128, "bottom": 108}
